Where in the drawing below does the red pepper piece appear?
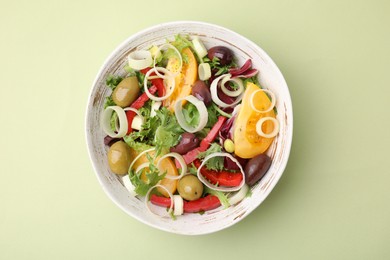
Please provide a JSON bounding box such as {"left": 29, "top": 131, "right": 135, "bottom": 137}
{"left": 126, "top": 85, "right": 157, "bottom": 134}
{"left": 140, "top": 68, "right": 165, "bottom": 97}
{"left": 180, "top": 147, "right": 202, "bottom": 166}
{"left": 125, "top": 111, "right": 136, "bottom": 135}
{"left": 199, "top": 116, "right": 227, "bottom": 151}
{"left": 150, "top": 194, "right": 221, "bottom": 213}
{"left": 176, "top": 116, "right": 227, "bottom": 167}
{"left": 183, "top": 195, "right": 221, "bottom": 213}
{"left": 193, "top": 159, "right": 243, "bottom": 187}
{"left": 150, "top": 194, "right": 171, "bottom": 207}
{"left": 131, "top": 85, "right": 157, "bottom": 109}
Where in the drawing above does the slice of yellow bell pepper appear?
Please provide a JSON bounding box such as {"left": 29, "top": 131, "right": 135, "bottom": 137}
{"left": 164, "top": 47, "right": 198, "bottom": 111}
{"left": 234, "top": 82, "right": 276, "bottom": 158}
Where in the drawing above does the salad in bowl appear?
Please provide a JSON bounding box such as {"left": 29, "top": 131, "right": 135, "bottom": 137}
{"left": 86, "top": 21, "right": 292, "bottom": 234}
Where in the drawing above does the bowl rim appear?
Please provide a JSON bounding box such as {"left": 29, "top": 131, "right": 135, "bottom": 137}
{"left": 85, "top": 20, "right": 293, "bottom": 235}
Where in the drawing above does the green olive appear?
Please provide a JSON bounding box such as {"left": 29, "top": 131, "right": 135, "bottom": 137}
{"left": 107, "top": 141, "right": 132, "bottom": 175}
{"left": 112, "top": 76, "right": 140, "bottom": 107}
{"left": 177, "top": 175, "right": 203, "bottom": 201}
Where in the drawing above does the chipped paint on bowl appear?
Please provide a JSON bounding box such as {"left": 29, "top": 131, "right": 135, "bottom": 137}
{"left": 85, "top": 21, "right": 293, "bottom": 235}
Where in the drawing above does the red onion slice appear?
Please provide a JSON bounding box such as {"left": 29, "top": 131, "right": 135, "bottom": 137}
{"left": 229, "top": 59, "right": 252, "bottom": 76}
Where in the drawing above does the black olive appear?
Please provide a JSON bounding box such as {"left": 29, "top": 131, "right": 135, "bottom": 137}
{"left": 207, "top": 46, "right": 233, "bottom": 66}
{"left": 191, "top": 80, "right": 212, "bottom": 106}
{"left": 170, "top": 133, "right": 200, "bottom": 155}
{"left": 244, "top": 154, "right": 272, "bottom": 186}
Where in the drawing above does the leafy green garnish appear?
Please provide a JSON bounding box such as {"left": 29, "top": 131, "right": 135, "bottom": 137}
{"left": 123, "top": 115, "right": 159, "bottom": 149}
{"left": 169, "top": 210, "right": 177, "bottom": 220}
{"left": 123, "top": 137, "right": 153, "bottom": 153}
{"left": 203, "top": 56, "right": 236, "bottom": 76}
{"left": 229, "top": 81, "right": 240, "bottom": 90}
{"left": 124, "top": 64, "right": 135, "bottom": 75}
{"left": 103, "top": 74, "right": 123, "bottom": 108}
{"left": 243, "top": 76, "right": 260, "bottom": 86}
{"left": 204, "top": 187, "right": 230, "bottom": 209}
{"left": 128, "top": 156, "right": 166, "bottom": 196}
{"left": 196, "top": 127, "right": 210, "bottom": 139}
{"left": 124, "top": 106, "right": 183, "bottom": 156}
{"left": 156, "top": 35, "right": 194, "bottom": 67}
{"left": 123, "top": 67, "right": 146, "bottom": 91}
{"left": 206, "top": 104, "right": 218, "bottom": 127}
{"left": 246, "top": 187, "right": 253, "bottom": 198}
{"left": 197, "top": 143, "right": 224, "bottom": 171}
{"left": 103, "top": 96, "right": 116, "bottom": 108}
{"left": 181, "top": 102, "right": 218, "bottom": 129}
{"left": 171, "top": 34, "right": 194, "bottom": 54}
{"left": 106, "top": 75, "right": 123, "bottom": 90}
{"left": 182, "top": 103, "right": 200, "bottom": 128}
{"left": 188, "top": 163, "right": 198, "bottom": 175}
{"left": 153, "top": 107, "right": 184, "bottom": 155}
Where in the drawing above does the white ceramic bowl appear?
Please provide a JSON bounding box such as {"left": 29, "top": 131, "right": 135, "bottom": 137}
{"left": 86, "top": 21, "right": 293, "bottom": 235}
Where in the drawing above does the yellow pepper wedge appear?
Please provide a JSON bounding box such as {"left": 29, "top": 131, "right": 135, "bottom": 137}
{"left": 234, "top": 82, "right": 276, "bottom": 158}
{"left": 164, "top": 47, "right": 198, "bottom": 111}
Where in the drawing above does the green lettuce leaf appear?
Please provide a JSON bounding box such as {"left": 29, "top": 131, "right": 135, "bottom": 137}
{"left": 128, "top": 158, "right": 166, "bottom": 196}
{"left": 182, "top": 103, "right": 199, "bottom": 127}
{"left": 106, "top": 75, "right": 123, "bottom": 90}
{"left": 124, "top": 105, "right": 183, "bottom": 156}
{"left": 153, "top": 107, "right": 183, "bottom": 155}
{"left": 202, "top": 56, "right": 237, "bottom": 76}
{"left": 197, "top": 143, "right": 224, "bottom": 171}
{"left": 104, "top": 96, "right": 115, "bottom": 108}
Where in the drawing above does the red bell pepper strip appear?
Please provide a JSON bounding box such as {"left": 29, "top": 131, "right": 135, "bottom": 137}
{"left": 126, "top": 85, "right": 157, "bottom": 134}
{"left": 150, "top": 194, "right": 221, "bottom": 213}
{"left": 193, "top": 159, "right": 243, "bottom": 187}
{"left": 177, "top": 116, "right": 228, "bottom": 167}
{"left": 183, "top": 195, "right": 221, "bottom": 213}
{"left": 140, "top": 68, "right": 165, "bottom": 97}
{"left": 125, "top": 112, "right": 136, "bottom": 135}
{"left": 199, "top": 116, "right": 227, "bottom": 151}
{"left": 131, "top": 85, "right": 157, "bottom": 109}
{"left": 150, "top": 194, "right": 171, "bottom": 207}
{"left": 180, "top": 147, "right": 202, "bottom": 166}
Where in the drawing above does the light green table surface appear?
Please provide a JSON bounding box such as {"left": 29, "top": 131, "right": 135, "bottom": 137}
{"left": 1, "top": 0, "right": 389, "bottom": 259}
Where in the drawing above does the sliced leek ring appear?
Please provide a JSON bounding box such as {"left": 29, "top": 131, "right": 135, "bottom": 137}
{"left": 255, "top": 117, "right": 280, "bottom": 138}
{"left": 198, "top": 63, "right": 211, "bottom": 81}
{"left": 250, "top": 89, "right": 276, "bottom": 113}
{"left": 128, "top": 148, "right": 156, "bottom": 173}
{"left": 174, "top": 95, "right": 208, "bottom": 133}
{"left": 145, "top": 185, "right": 174, "bottom": 218}
{"left": 153, "top": 43, "right": 182, "bottom": 78}
{"left": 228, "top": 184, "right": 249, "bottom": 205}
{"left": 127, "top": 50, "right": 153, "bottom": 70}
{"left": 173, "top": 195, "right": 184, "bottom": 216}
{"left": 192, "top": 36, "right": 208, "bottom": 58}
{"left": 157, "top": 152, "right": 187, "bottom": 180}
{"left": 101, "top": 106, "right": 128, "bottom": 138}
{"left": 197, "top": 152, "right": 245, "bottom": 192}
{"left": 210, "top": 74, "right": 244, "bottom": 108}
{"left": 220, "top": 75, "right": 244, "bottom": 97}
{"left": 143, "top": 67, "right": 176, "bottom": 102}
